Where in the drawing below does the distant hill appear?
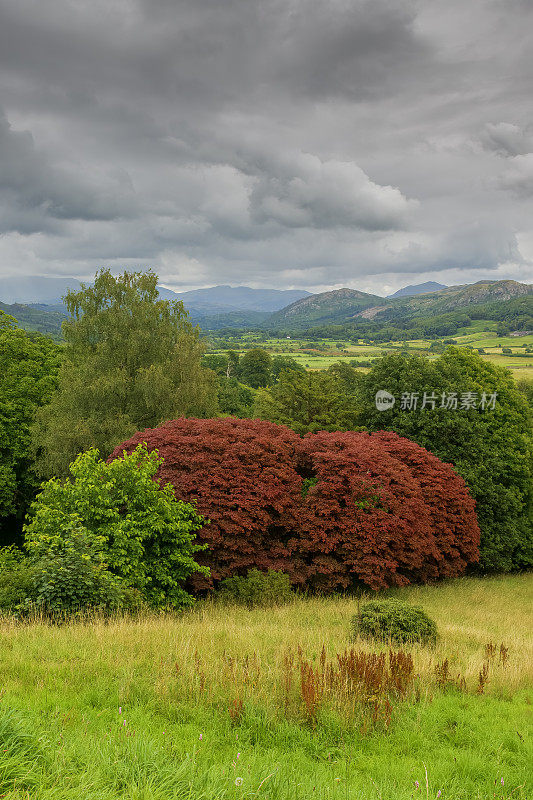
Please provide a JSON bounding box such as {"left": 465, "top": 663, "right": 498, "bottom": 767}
{"left": 267, "top": 280, "right": 533, "bottom": 335}
{"left": 2, "top": 274, "right": 531, "bottom": 339}
{"left": 269, "top": 288, "right": 385, "bottom": 327}
{"left": 0, "top": 277, "right": 311, "bottom": 315}
{"left": 0, "top": 276, "right": 84, "bottom": 304}
{"left": 170, "top": 285, "right": 311, "bottom": 314}
{"left": 368, "top": 280, "right": 532, "bottom": 321}
{"left": 0, "top": 301, "right": 67, "bottom": 338}
{"left": 0, "top": 279, "right": 311, "bottom": 337}
{"left": 187, "top": 309, "right": 272, "bottom": 330}
{"left": 389, "top": 281, "right": 447, "bottom": 298}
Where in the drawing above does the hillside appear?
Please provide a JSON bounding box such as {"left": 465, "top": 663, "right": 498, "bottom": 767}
{"left": 171, "top": 285, "right": 311, "bottom": 313}
{"left": 0, "top": 301, "right": 67, "bottom": 338}
{"left": 373, "top": 279, "right": 532, "bottom": 320}
{"left": 187, "top": 308, "right": 271, "bottom": 330}
{"left": 269, "top": 287, "right": 385, "bottom": 327}
{"left": 3, "top": 277, "right": 531, "bottom": 339}
{"left": 268, "top": 280, "right": 532, "bottom": 330}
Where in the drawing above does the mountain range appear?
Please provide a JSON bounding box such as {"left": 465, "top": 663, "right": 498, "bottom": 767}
{"left": 0, "top": 276, "right": 310, "bottom": 312}
{"left": 0, "top": 276, "right": 531, "bottom": 336}
{"left": 270, "top": 280, "right": 532, "bottom": 328}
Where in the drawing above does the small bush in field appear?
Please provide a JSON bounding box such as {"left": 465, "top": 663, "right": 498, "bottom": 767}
{"left": 218, "top": 569, "right": 294, "bottom": 607}
{"left": 352, "top": 598, "right": 437, "bottom": 646}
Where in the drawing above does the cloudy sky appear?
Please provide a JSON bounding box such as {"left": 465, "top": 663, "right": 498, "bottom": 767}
{"left": 1, "top": 0, "right": 532, "bottom": 296}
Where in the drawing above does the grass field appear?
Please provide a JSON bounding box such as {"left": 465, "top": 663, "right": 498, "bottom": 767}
{"left": 208, "top": 328, "right": 533, "bottom": 379}
{"left": 0, "top": 574, "right": 531, "bottom": 799}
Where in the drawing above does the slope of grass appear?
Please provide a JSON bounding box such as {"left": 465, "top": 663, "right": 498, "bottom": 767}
{"left": 0, "top": 574, "right": 531, "bottom": 799}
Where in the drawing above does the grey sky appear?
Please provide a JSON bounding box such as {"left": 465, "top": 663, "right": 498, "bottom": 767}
{"left": 0, "top": 0, "right": 532, "bottom": 295}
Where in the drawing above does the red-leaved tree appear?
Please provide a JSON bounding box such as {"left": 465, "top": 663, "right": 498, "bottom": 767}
{"left": 109, "top": 418, "right": 480, "bottom": 592}
{"left": 296, "top": 430, "right": 479, "bottom": 591}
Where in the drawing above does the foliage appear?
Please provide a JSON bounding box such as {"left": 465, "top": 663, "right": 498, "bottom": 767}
{"left": 296, "top": 429, "right": 480, "bottom": 591}
{"left": 352, "top": 598, "right": 438, "bottom": 645}
{"left": 111, "top": 418, "right": 480, "bottom": 593}
{"left": 359, "top": 348, "right": 533, "bottom": 571}
{"left": 0, "top": 546, "right": 37, "bottom": 610}
{"left": 270, "top": 355, "right": 306, "bottom": 380}
{"left": 217, "top": 569, "right": 293, "bottom": 607}
{"left": 111, "top": 418, "right": 303, "bottom": 591}
{"left": 24, "top": 445, "right": 207, "bottom": 609}
{"left": 253, "top": 363, "right": 361, "bottom": 434}
{"left": 216, "top": 377, "right": 254, "bottom": 417}
{"left": 238, "top": 348, "right": 272, "bottom": 388}
{"left": 0, "top": 536, "right": 140, "bottom": 616}
{"left": 30, "top": 525, "right": 140, "bottom": 614}
{"left": 32, "top": 270, "right": 218, "bottom": 477}
{"left": 516, "top": 377, "right": 533, "bottom": 409}
{"left": 0, "top": 314, "right": 61, "bottom": 545}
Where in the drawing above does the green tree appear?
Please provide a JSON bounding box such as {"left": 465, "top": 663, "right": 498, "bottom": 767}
{"left": 516, "top": 378, "right": 533, "bottom": 410}
{"left": 496, "top": 322, "right": 511, "bottom": 337}
{"left": 201, "top": 353, "right": 229, "bottom": 376}
{"left": 359, "top": 348, "right": 533, "bottom": 571}
{"left": 0, "top": 314, "right": 61, "bottom": 545}
{"left": 24, "top": 445, "right": 208, "bottom": 609}
{"left": 270, "top": 355, "right": 306, "bottom": 382}
{"left": 254, "top": 363, "right": 361, "bottom": 434}
{"left": 32, "top": 270, "right": 218, "bottom": 477}
{"left": 239, "top": 348, "right": 272, "bottom": 388}
{"left": 217, "top": 377, "right": 254, "bottom": 417}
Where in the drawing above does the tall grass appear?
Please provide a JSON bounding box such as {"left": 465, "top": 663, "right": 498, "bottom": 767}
{"left": 0, "top": 574, "right": 531, "bottom": 799}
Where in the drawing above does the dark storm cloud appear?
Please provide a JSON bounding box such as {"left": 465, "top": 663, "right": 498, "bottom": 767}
{"left": 0, "top": 0, "right": 532, "bottom": 293}
{"left": 0, "top": 107, "right": 138, "bottom": 233}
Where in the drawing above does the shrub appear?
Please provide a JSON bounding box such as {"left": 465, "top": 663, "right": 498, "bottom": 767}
{"left": 0, "top": 547, "right": 37, "bottom": 611}
{"left": 30, "top": 524, "right": 140, "bottom": 614}
{"left": 0, "top": 536, "right": 142, "bottom": 616}
{"left": 111, "top": 418, "right": 480, "bottom": 593}
{"left": 24, "top": 445, "right": 208, "bottom": 610}
{"left": 218, "top": 569, "right": 294, "bottom": 607}
{"left": 352, "top": 598, "right": 437, "bottom": 646}
{"left": 110, "top": 418, "right": 304, "bottom": 591}
{"left": 297, "top": 429, "right": 480, "bottom": 591}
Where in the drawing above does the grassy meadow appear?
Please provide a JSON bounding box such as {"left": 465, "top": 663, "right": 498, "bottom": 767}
{"left": 1, "top": 573, "right": 531, "bottom": 799}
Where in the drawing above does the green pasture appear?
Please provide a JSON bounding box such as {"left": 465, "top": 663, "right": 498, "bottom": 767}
{"left": 0, "top": 574, "right": 531, "bottom": 800}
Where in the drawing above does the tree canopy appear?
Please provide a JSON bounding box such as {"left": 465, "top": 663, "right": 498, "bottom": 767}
{"left": 111, "top": 418, "right": 480, "bottom": 593}
{"left": 359, "top": 348, "right": 533, "bottom": 571}
{"left": 32, "top": 270, "right": 218, "bottom": 476}
{"left": 253, "top": 362, "right": 361, "bottom": 434}
{"left": 0, "top": 313, "right": 61, "bottom": 545}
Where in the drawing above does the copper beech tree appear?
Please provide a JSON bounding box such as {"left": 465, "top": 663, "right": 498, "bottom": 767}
{"left": 110, "top": 417, "right": 480, "bottom": 592}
